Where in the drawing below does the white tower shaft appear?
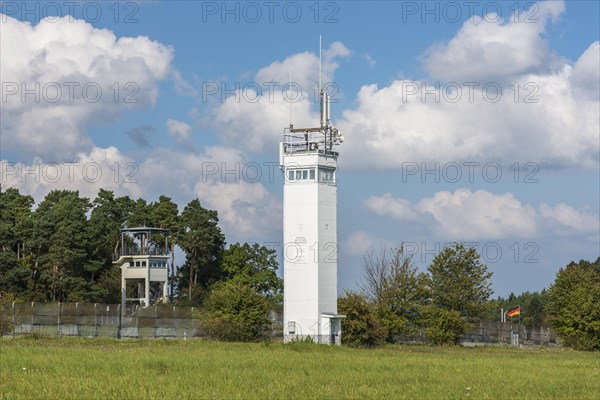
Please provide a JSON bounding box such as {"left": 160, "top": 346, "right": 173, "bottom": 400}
{"left": 281, "top": 75, "right": 344, "bottom": 344}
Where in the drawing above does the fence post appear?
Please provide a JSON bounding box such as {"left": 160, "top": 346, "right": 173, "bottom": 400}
{"left": 94, "top": 303, "right": 98, "bottom": 337}
{"left": 154, "top": 305, "right": 158, "bottom": 339}
{"left": 12, "top": 301, "right": 16, "bottom": 337}
{"left": 56, "top": 302, "right": 60, "bottom": 337}
{"left": 117, "top": 304, "right": 121, "bottom": 339}
{"left": 75, "top": 302, "right": 79, "bottom": 337}
{"left": 173, "top": 306, "right": 176, "bottom": 338}
{"left": 191, "top": 306, "right": 195, "bottom": 338}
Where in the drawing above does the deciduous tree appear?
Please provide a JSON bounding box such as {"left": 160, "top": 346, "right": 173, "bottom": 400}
{"left": 546, "top": 258, "right": 600, "bottom": 350}
{"left": 222, "top": 242, "right": 282, "bottom": 301}
{"left": 427, "top": 243, "right": 493, "bottom": 320}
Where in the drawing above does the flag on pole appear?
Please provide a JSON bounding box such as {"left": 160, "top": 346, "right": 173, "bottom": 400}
{"left": 507, "top": 306, "right": 521, "bottom": 317}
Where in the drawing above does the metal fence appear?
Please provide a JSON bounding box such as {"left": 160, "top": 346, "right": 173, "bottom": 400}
{"left": 394, "top": 321, "right": 559, "bottom": 347}
{"left": 1, "top": 302, "right": 558, "bottom": 346}
{"left": 463, "top": 321, "right": 559, "bottom": 346}
{"left": 0, "top": 302, "right": 199, "bottom": 339}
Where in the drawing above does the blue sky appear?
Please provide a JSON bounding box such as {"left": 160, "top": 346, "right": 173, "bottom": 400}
{"left": 1, "top": 0, "right": 599, "bottom": 297}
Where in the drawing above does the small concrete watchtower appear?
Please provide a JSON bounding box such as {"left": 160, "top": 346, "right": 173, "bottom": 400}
{"left": 113, "top": 227, "right": 169, "bottom": 307}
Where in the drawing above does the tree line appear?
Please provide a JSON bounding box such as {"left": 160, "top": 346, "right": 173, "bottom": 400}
{"left": 0, "top": 187, "right": 282, "bottom": 332}
{"left": 1, "top": 186, "right": 597, "bottom": 348}
{"left": 339, "top": 244, "right": 600, "bottom": 350}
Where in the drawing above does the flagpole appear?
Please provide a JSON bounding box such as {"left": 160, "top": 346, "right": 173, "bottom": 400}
{"left": 518, "top": 305, "right": 521, "bottom": 346}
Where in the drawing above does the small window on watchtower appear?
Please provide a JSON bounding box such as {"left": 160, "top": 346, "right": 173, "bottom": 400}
{"left": 288, "top": 170, "right": 294, "bottom": 181}
{"left": 309, "top": 169, "right": 315, "bottom": 180}
{"left": 319, "top": 168, "right": 334, "bottom": 183}
{"left": 302, "top": 170, "right": 308, "bottom": 180}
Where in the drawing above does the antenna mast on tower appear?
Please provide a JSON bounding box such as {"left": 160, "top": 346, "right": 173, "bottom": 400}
{"left": 283, "top": 36, "right": 343, "bottom": 154}
{"left": 319, "top": 35, "right": 322, "bottom": 93}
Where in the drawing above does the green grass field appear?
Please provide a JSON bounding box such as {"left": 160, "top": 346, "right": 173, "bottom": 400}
{"left": 1, "top": 338, "right": 598, "bottom": 400}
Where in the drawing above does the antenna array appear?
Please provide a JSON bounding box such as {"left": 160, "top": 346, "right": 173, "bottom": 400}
{"left": 285, "top": 36, "right": 344, "bottom": 153}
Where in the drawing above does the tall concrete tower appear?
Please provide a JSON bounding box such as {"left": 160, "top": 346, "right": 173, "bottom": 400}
{"left": 280, "top": 49, "right": 345, "bottom": 344}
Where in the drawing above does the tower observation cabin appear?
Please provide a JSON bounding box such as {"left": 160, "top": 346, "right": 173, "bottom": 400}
{"left": 280, "top": 43, "right": 346, "bottom": 344}
{"left": 113, "top": 227, "right": 169, "bottom": 307}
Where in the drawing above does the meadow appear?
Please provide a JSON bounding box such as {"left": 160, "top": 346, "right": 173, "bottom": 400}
{"left": 1, "top": 338, "right": 598, "bottom": 399}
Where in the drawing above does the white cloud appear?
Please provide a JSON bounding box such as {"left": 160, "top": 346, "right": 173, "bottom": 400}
{"left": 422, "top": 1, "right": 566, "bottom": 82}
{"left": 365, "top": 189, "right": 598, "bottom": 241}
{"left": 363, "top": 53, "right": 376, "bottom": 67}
{"left": 2, "top": 143, "right": 282, "bottom": 242}
{"left": 194, "top": 180, "right": 281, "bottom": 238}
{"left": 132, "top": 145, "right": 282, "bottom": 239}
{"left": 365, "top": 193, "right": 420, "bottom": 221}
{"left": 255, "top": 41, "right": 350, "bottom": 91}
{"left": 329, "top": 1, "right": 597, "bottom": 170}
{"left": 415, "top": 189, "right": 538, "bottom": 239}
{"left": 539, "top": 203, "right": 600, "bottom": 236}
{"left": 208, "top": 42, "right": 351, "bottom": 154}
{"left": 571, "top": 41, "right": 600, "bottom": 100}
{"left": 1, "top": 147, "right": 143, "bottom": 201}
{"left": 171, "top": 69, "right": 198, "bottom": 96}
{"left": 166, "top": 119, "right": 191, "bottom": 139}
{"left": 204, "top": 1, "right": 597, "bottom": 170}
{"left": 0, "top": 15, "right": 173, "bottom": 160}
{"left": 208, "top": 92, "right": 316, "bottom": 153}
{"left": 338, "top": 49, "right": 599, "bottom": 170}
{"left": 342, "top": 230, "right": 380, "bottom": 256}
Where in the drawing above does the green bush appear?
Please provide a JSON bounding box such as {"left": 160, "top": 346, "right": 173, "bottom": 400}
{"left": 338, "top": 291, "right": 387, "bottom": 347}
{"left": 422, "top": 307, "right": 468, "bottom": 346}
{"left": 199, "top": 281, "right": 271, "bottom": 342}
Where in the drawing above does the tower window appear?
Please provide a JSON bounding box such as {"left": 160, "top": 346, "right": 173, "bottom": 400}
{"left": 288, "top": 168, "right": 319, "bottom": 182}
{"left": 320, "top": 168, "right": 335, "bottom": 183}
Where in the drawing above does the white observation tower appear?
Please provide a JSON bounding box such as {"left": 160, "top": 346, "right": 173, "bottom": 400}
{"left": 280, "top": 39, "right": 345, "bottom": 344}
{"left": 113, "top": 227, "right": 169, "bottom": 307}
